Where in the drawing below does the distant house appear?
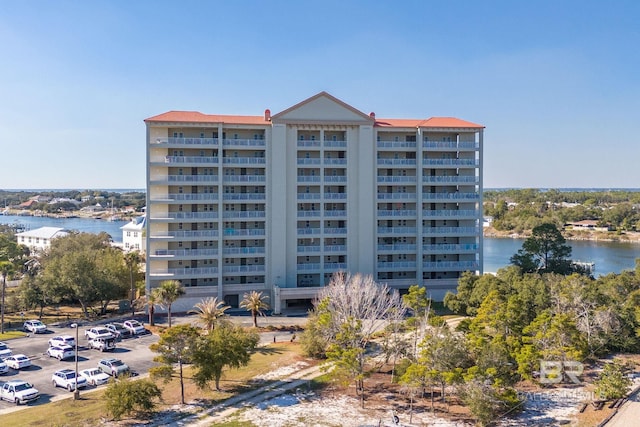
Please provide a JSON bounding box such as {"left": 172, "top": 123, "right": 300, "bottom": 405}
{"left": 121, "top": 215, "right": 146, "bottom": 253}
{"left": 567, "top": 220, "right": 609, "bottom": 232}
{"left": 16, "top": 226, "right": 69, "bottom": 252}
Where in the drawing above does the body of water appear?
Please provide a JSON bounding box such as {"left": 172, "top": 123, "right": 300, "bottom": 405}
{"left": 484, "top": 237, "right": 640, "bottom": 276}
{"left": 0, "top": 214, "right": 129, "bottom": 243}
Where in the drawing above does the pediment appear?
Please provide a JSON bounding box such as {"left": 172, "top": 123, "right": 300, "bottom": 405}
{"left": 272, "top": 92, "right": 373, "bottom": 124}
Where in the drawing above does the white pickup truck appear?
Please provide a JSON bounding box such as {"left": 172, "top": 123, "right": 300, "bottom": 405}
{"left": 0, "top": 380, "right": 40, "bottom": 404}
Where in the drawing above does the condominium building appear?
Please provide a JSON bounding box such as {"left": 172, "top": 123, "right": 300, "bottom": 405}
{"left": 145, "top": 92, "right": 484, "bottom": 313}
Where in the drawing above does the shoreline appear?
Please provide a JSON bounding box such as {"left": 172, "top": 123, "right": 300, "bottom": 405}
{"left": 484, "top": 227, "right": 640, "bottom": 244}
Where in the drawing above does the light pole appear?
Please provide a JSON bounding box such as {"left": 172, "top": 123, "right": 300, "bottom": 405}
{"left": 71, "top": 323, "right": 80, "bottom": 400}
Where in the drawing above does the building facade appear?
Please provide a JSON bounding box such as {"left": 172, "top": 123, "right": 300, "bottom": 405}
{"left": 145, "top": 92, "right": 484, "bottom": 313}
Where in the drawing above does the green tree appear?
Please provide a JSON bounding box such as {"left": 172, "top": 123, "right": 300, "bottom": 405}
{"left": 104, "top": 377, "right": 162, "bottom": 420}
{"left": 152, "top": 280, "right": 186, "bottom": 327}
{"left": 149, "top": 324, "right": 201, "bottom": 404}
{"left": 510, "top": 223, "right": 573, "bottom": 274}
{"left": 189, "top": 297, "right": 230, "bottom": 332}
{"left": 0, "top": 261, "right": 14, "bottom": 334}
{"left": 240, "top": 290, "right": 270, "bottom": 328}
{"left": 191, "top": 322, "right": 259, "bottom": 390}
{"left": 124, "top": 251, "right": 142, "bottom": 316}
{"left": 594, "top": 359, "right": 633, "bottom": 400}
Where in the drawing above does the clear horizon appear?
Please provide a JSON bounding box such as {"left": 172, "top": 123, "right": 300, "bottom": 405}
{"left": 1, "top": 1, "right": 639, "bottom": 189}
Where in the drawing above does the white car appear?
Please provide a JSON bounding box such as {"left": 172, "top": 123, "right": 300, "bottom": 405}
{"left": 5, "top": 354, "right": 32, "bottom": 370}
{"left": 123, "top": 320, "right": 145, "bottom": 335}
{"left": 0, "top": 380, "right": 39, "bottom": 404}
{"left": 23, "top": 319, "right": 47, "bottom": 334}
{"left": 85, "top": 327, "right": 115, "bottom": 340}
{"left": 52, "top": 369, "right": 88, "bottom": 391}
{"left": 0, "top": 341, "right": 12, "bottom": 359}
{"left": 0, "top": 359, "right": 8, "bottom": 375}
{"left": 79, "top": 368, "right": 110, "bottom": 386}
{"left": 47, "top": 345, "right": 75, "bottom": 361}
{"left": 48, "top": 335, "right": 76, "bottom": 348}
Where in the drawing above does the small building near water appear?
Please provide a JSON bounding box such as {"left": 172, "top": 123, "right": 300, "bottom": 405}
{"left": 15, "top": 226, "right": 69, "bottom": 252}
{"left": 121, "top": 215, "right": 146, "bottom": 253}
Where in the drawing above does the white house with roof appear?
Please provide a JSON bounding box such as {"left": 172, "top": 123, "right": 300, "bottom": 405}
{"left": 15, "top": 226, "right": 69, "bottom": 252}
{"left": 121, "top": 216, "right": 146, "bottom": 253}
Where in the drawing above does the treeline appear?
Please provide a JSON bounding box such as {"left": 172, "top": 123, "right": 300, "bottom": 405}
{"left": 0, "top": 189, "right": 145, "bottom": 212}
{"left": 484, "top": 189, "right": 640, "bottom": 234}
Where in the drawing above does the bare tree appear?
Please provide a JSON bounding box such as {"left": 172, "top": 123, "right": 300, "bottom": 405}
{"left": 315, "top": 272, "right": 406, "bottom": 407}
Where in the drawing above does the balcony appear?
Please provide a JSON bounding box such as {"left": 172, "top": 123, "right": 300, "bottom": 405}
{"left": 377, "top": 244, "right": 417, "bottom": 252}
{"left": 422, "top": 261, "right": 479, "bottom": 271}
{"left": 324, "top": 193, "right": 347, "bottom": 200}
{"left": 423, "top": 244, "right": 479, "bottom": 253}
{"left": 377, "top": 227, "right": 417, "bottom": 234}
{"left": 324, "top": 245, "right": 347, "bottom": 252}
{"left": 422, "top": 176, "right": 479, "bottom": 184}
{"left": 377, "top": 193, "right": 416, "bottom": 201}
{"left": 377, "top": 141, "right": 417, "bottom": 149}
{"left": 423, "top": 141, "right": 479, "bottom": 150}
{"left": 297, "top": 193, "right": 322, "bottom": 200}
{"left": 223, "top": 247, "right": 266, "bottom": 255}
{"left": 297, "top": 140, "right": 321, "bottom": 148}
{"left": 149, "top": 230, "right": 219, "bottom": 239}
{"left": 149, "top": 212, "right": 219, "bottom": 221}
{"left": 324, "top": 262, "right": 347, "bottom": 270}
{"left": 377, "top": 261, "right": 417, "bottom": 269}
{"left": 297, "top": 245, "right": 321, "bottom": 253}
{"left": 222, "top": 193, "right": 265, "bottom": 201}
{"left": 422, "top": 226, "right": 480, "bottom": 236}
{"left": 422, "top": 159, "right": 479, "bottom": 167}
{"left": 324, "top": 140, "right": 347, "bottom": 148}
{"left": 223, "top": 175, "right": 266, "bottom": 183}
{"left": 298, "top": 211, "right": 321, "bottom": 218}
{"left": 150, "top": 175, "right": 219, "bottom": 184}
{"left": 377, "top": 159, "right": 417, "bottom": 167}
{"left": 151, "top": 137, "right": 219, "bottom": 147}
{"left": 377, "top": 176, "right": 417, "bottom": 183}
{"left": 222, "top": 157, "right": 266, "bottom": 165}
{"left": 222, "top": 139, "right": 266, "bottom": 147}
{"left": 297, "top": 263, "right": 321, "bottom": 271}
{"left": 222, "top": 211, "right": 266, "bottom": 219}
{"left": 323, "top": 158, "right": 347, "bottom": 166}
{"left": 149, "top": 193, "right": 219, "bottom": 202}
{"left": 161, "top": 156, "right": 219, "bottom": 165}
{"left": 377, "top": 210, "right": 417, "bottom": 217}
{"left": 422, "top": 209, "right": 479, "bottom": 219}
{"left": 150, "top": 248, "right": 219, "bottom": 258}
{"left": 324, "top": 176, "right": 347, "bottom": 183}
{"left": 422, "top": 193, "right": 480, "bottom": 201}
{"left": 324, "top": 210, "right": 346, "bottom": 217}
{"left": 149, "top": 267, "right": 219, "bottom": 278}
{"left": 324, "top": 228, "right": 347, "bottom": 235}
{"left": 222, "top": 265, "right": 266, "bottom": 274}
{"left": 297, "top": 158, "right": 322, "bottom": 165}
{"left": 223, "top": 229, "right": 265, "bottom": 237}
{"left": 297, "top": 228, "right": 322, "bottom": 235}
{"left": 297, "top": 176, "right": 322, "bottom": 183}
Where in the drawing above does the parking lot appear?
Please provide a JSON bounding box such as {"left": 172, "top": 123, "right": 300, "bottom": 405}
{"left": 0, "top": 321, "right": 158, "bottom": 411}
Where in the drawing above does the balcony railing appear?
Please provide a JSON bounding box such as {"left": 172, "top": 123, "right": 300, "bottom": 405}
{"left": 423, "top": 141, "right": 479, "bottom": 150}
{"left": 297, "top": 193, "right": 322, "bottom": 200}
{"left": 222, "top": 193, "right": 265, "bottom": 201}
{"left": 222, "top": 157, "right": 266, "bottom": 165}
{"left": 422, "top": 159, "right": 479, "bottom": 167}
{"left": 297, "top": 176, "right": 322, "bottom": 183}
{"left": 152, "top": 137, "right": 219, "bottom": 146}
{"left": 297, "top": 246, "right": 321, "bottom": 252}
{"left": 377, "top": 176, "right": 417, "bottom": 183}
{"left": 151, "top": 248, "right": 219, "bottom": 257}
{"left": 324, "top": 176, "right": 347, "bottom": 183}
{"left": 377, "top": 261, "right": 417, "bottom": 269}
{"left": 377, "top": 193, "right": 416, "bottom": 200}
{"left": 423, "top": 244, "right": 478, "bottom": 253}
{"left": 377, "top": 227, "right": 417, "bottom": 234}
{"left": 422, "top": 176, "right": 479, "bottom": 184}
{"left": 298, "top": 211, "right": 321, "bottom": 218}
{"left": 150, "top": 175, "right": 219, "bottom": 184}
{"left": 222, "top": 211, "right": 266, "bottom": 219}
{"left": 324, "top": 228, "right": 347, "bottom": 234}
{"left": 297, "top": 228, "right": 322, "bottom": 235}
{"left": 297, "top": 263, "right": 321, "bottom": 271}
{"left": 150, "top": 230, "right": 219, "bottom": 239}
{"left": 324, "top": 210, "right": 347, "bottom": 217}
{"left": 223, "top": 175, "right": 266, "bottom": 183}
{"left": 150, "top": 193, "right": 219, "bottom": 202}
{"left": 422, "top": 226, "right": 480, "bottom": 236}
{"left": 223, "top": 247, "right": 265, "bottom": 255}
{"left": 377, "top": 141, "right": 417, "bottom": 149}
{"left": 324, "top": 262, "right": 347, "bottom": 270}
{"left": 377, "top": 159, "right": 417, "bottom": 166}
{"left": 150, "top": 212, "right": 219, "bottom": 220}
{"left": 163, "top": 156, "right": 219, "bottom": 164}
{"left": 222, "top": 139, "right": 266, "bottom": 147}
{"left": 324, "top": 245, "right": 346, "bottom": 252}
{"left": 422, "top": 193, "right": 480, "bottom": 201}
{"left": 149, "top": 267, "right": 219, "bottom": 277}
{"left": 422, "top": 261, "right": 479, "bottom": 271}
{"left": 377, "top": 210, "right": 417, "bottom": 217}
{"left": 297, "top": 158, "right": 322, "bottom": 165}
{"left": 324, "top": 140, "right": 347, "bottom": 148}
{"left": 377, "top": 244, "right": 417, "bottom": 252}
{"left": 324, "top": 159, "right": 347, "bottom": 165}
{"left": 222, "top": 265, "right": 266, "bottom": 273}
{"left": 297, "top": 140, "right": 321, "bottom": 148}
{"left": 223, "top": 229, "right": 265, "bottom": 237}
{"left": 422, "top": 209, "right": 479, "bottom": 218}
{"left": 324, "top": 193, "right": 347, "bottom": 200}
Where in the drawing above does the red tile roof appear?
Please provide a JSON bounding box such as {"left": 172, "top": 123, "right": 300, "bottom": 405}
{"left": 375, "top": 117, "right": 484, "bottom": 129}
{"left": 145, "top": 111, "right": 269, "bottom": 125}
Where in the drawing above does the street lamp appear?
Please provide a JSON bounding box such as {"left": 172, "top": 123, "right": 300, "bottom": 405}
{"left": 71, "top": 323, "right": 80, "bottom": 400}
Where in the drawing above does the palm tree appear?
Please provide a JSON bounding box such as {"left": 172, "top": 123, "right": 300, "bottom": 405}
{"left": 146, "top": 291, "right": 159, "bottom": 326}
{"left": 240, "top": 290, "right": 270, "bottom": 328}
{"left": 189, "top": 297, "right": 230, "bottom": 332}
{"left": 0, "top": 261, "right": 14, "bottom": 334}
{"left": 124, "top": 251, "right": 141, "bottom": 316}
{"left": 153, "top": 280, "right": 186, "bottom": 327}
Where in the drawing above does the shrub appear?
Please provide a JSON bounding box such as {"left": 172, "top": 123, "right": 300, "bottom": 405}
{"left": 105, "top": 376, "right": 162, "bottom": 420}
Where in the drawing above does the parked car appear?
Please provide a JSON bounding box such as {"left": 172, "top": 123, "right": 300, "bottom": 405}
{"left": 123, "top": 320, "right": 145, "bottom": 335}
{"left": 88, "top": 336, "right": 116, "bottom": 352}
{"left": 52, "top": 369, "right": 88, "bottom": 392}
{"left": 84, "top": 327, "right": 115, "bottom": 340}
{"left": 0, "top": 341, "right": 12, "bottom": 359}
{"left": 97, "top": 358, "right": 130, "bottom": 378}
{"left": 23, "top": 319, "right": 47, "bottom": 334}
{"left": 0, "top": 359, "right": 8, "bottom": 375}
{"left": 4, "top": 354, "right": 32, "bottom": 370}
{"left": 0, "top": 380, "right": 39, "bottom": 404}
{"left": 105, "top": 322, "right": 132, "bottom": 339}
{"left": 48, "top": 335, "right": 76, "bottom": 348}
{"left": 79, "top": 368, "right": 110, "bottom": 386}
{"left": 47, "top": 344, "right": 75, "bottom": 361}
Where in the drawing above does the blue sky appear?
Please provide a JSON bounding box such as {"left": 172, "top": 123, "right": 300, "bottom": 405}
{"left": 1, "top": 1, "right": 638, "bottom": 189}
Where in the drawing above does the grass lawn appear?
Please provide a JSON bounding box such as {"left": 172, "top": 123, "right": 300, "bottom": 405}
{"left": 0, "top": 342, "right": 310, "bottom": 426}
